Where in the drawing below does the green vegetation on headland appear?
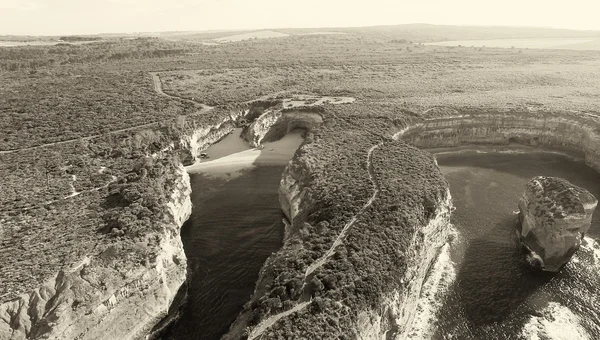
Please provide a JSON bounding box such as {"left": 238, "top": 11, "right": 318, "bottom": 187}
{"left": 2, "top": 25, "right": 600, "bottom": 338}
{"left": 227, "top": 112, "right": 449, "bottom": 337}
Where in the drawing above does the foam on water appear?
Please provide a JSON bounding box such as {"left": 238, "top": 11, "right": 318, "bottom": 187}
{"left": 406, "top": 227, "right": 459, "bottom": 339}
{"left": 580, "top": 237, "right": 600, "bottom": 265}
{"left": 430, "top": 148, "right": 600, "bottom": 339}
{"left": 521, "top": 302, "right": 590, "bottom": 340}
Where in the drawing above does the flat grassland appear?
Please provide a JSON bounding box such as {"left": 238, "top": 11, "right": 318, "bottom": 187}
{"left": 1, "top": 26, "right": 600, "bottom": 335}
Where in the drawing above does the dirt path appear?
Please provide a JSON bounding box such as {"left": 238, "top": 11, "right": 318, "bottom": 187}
{"left": 0, "top": 122, "right": 167, "bottom": 155}
{"left": 1, "top": 175, "right": 118, "bottom": 214}
{"left": 247, "top": 301, "right": 311, "bottom": 340}
{"left": 0, "top": 73, "right": 213, "bottom": 155}
{"left": 303, "top": 142, "right": 382, "bottom": 278}
{"left": 246, "top": 141, "right": 383, "bottom": 339}
{"left": 149, "top": 72, "right": 214, "bottom": 111}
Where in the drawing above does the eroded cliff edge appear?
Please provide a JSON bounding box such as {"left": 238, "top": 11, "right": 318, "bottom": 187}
{"left": 0, "top": 96, "right": 337, "bottom": 340}
{"left": 224, "top": 108, "right": 600, "bottom": 339}
{"left": 0, "top": 105, "right": 252, "bottom": 340}
{"left": 401, "top": 111, "right": 600, "bottom": 171}
{"left": 0, "top": 166, "right": 191, "bottom": 340}
{"left": 6, "top": 102, "right": 599, "bottom": 339}
{"left": 223, "top": 105, "right": 454, "bottom": 339}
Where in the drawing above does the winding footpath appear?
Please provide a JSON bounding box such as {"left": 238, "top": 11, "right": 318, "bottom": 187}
{"left": 0, "top": 73, "right": 213, "bottom": 155}
{"left": 1, "top": 175, "right": 118, "bottom": 214}
{"left": 149, "top": 72, "right": 214, "bottom": 111}
{"left": 303, "top": 142, "right": 383, "bottom": 278}
{"left": 247, "top": 142, "right": 384, "bottom": 340}
{"left": 1, "top": 72, "right": 210, "bottom": 213}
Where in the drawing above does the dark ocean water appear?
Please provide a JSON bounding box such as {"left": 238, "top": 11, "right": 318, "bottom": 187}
{"left": 432, "top": 148, "right": 600, "bottom": 340}
{"left": 164, "top": 167, "right": 286, "bottom": 340}
{"left": 162, "top": 130, "right": 303, "bottom": 340}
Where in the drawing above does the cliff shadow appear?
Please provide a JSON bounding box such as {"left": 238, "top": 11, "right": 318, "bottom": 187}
{"left": 161, "top": 167, "right": 287, "bottom": 340}
{"left": 252, "top": 128, "right": 307, "bottom": 167}
{"left": 439, "top": 220, "right": 556, "bottom": 330}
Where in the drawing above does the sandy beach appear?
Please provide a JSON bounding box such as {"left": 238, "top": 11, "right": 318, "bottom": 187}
{"left": 185, "top": 130, "right": 304, "bottom": 177}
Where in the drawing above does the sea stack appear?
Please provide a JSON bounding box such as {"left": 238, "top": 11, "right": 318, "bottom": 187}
{"left": 518, "top": 176, "right": 598, "bottom": 272}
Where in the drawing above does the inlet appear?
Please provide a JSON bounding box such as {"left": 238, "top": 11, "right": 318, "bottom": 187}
{"left": 397, "top": 111, "right": 600, "bottom": 338}
{"left": 158, "top": 127, "right": 306, "bottom": 340}
{"left": 431, "top": 146, "right": 600, "bottom": 338}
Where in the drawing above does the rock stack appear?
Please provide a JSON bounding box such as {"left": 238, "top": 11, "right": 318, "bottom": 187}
{"left": 518, "top": 176, "right": 597, "bottom": 272}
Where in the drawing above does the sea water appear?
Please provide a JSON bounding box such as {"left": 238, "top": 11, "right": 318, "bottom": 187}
{"left": 429, "top": 147, "right": 600, "bottom": 340}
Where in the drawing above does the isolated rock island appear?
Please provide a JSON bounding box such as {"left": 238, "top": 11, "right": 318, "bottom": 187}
{"left": 518, "top": 176, "right": 598, "bottom": 272}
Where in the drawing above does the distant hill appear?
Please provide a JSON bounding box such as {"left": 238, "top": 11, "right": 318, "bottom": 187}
{"left": 340, "top": 23, "right": 600, "bottom": 42}
{"left": 213, "top": 30, "right": 289, "bottom": 43}
{"left": 59, "top": 36, "right": 102, "bottom": 42}
{"left": 156, "top": 24, "right": 600, "bottom": 44}
{"left": 3, "top": 24, "right": 600, "bottom": 44}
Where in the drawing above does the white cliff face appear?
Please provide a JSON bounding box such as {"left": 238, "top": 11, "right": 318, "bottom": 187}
{"left": 355, "top": 190, "right": 455, "bottom": 340}
{"left": 180, "top": 110, "right": 248, "bottom": 162}
{"left": 246, "top": 110, "right": 283, "bottom": 147}
{"left": 245, "top": 110, "right": 323, "bottom": 147}
{"left": 400, "top": 113, "right": 600, "bottom": 172}
{"left": 279, "top": 166, "right": 305, "bottom": 226}
{"left": 0, "top": 169, "right": 192, "bottom": 340}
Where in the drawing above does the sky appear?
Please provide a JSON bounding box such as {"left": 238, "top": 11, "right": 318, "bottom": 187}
{"left": 1, "top": 0, "right": 600, "bottom": 36}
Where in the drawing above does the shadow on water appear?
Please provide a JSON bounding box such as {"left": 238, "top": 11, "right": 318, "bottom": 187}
{"left": 160, "top": 167, "right": 286, "bottom": 340}
{"left": 431, "top": 148, "right": 600, "bottom": 339}
{"left": 155, "top": 129, "right": 305, "bottom": 340}
{"left": 435, "top": 220, "right": 558, "bottom": 340}
{"left": 452, "top": 226, "right": 554, "bottom": 326}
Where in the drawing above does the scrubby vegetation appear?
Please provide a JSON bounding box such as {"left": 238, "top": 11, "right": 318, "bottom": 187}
{"left": 224, "top": 109, "right": 449, "bottom": 337}
{"left": 2, "top": 24, "right": 600, "bottom": 338}
{"left": 0, "top": 103, "right": 239, "bottom": 299}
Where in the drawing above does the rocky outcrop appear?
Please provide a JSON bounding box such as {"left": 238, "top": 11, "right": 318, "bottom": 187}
{"left": 0, "top": 166, "right": 192, "bottom": 340}
{"left": 244, "top": 110, "right": 323, "bottom": 147}
{"left": 178, "top": 110, "right": 248, "bottom": 165}
{"left": 400, "top": 112, "right": 600, "bottom": 171}
{"left": 518, "top": 176, "right": 598, "bottom": 272}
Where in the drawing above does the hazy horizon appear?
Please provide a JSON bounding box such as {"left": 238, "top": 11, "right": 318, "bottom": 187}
{"left": 3, "top": 23, "right": 600, "bottom": 38}
{"left": 1, "top": 0, "right": 600, "bottom": 36}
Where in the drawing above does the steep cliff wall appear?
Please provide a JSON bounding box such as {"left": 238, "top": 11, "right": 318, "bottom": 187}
{"left": 279, "top": 159, "right": 314, "bottom": 233}
{"left": 271, "top": 143, "right": 455, "bottom": 340}
{"left": 400, "top": 113, "right": 600, "bottom": 171}
{"left": 179, "top": 110, "right": 248, "bottom": 164}
{"left": 226, "top": 110, "right": 600, "bottom": 339}
{"left": 0, "top": 166, "right": 192, "bottom": 340}
{"left": 355, "top": 190, "right": 454, "bottom": 340}
{"left": 0, "top": 106, "right": 254, "bottom": 340}
{"left": 244, "top": 110, "right": 323, "bottom": 147}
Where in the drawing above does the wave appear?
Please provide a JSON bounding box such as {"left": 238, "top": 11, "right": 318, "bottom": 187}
{"left": 405, "top": 226, "right": 459, "bottom": 339}
{"left": 521, "top": 302, "right": 590, "bottom": 340}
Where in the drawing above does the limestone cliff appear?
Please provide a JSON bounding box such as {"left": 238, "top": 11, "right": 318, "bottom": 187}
{"left": 279, "top": 160, "right": 314, "bottom": 234}
{"left": 179, "top": 110, "right": 248, "bottom": 164}
{"left": 355, "top": 190, "right": 454, "bottom": 339}
{"left": 518, "top": 176, "right": 598, "bottom": 272}
{"left": 244, "top": 110, "right": 323, "bottom": 147}
{"left": 401, "top": 112, "right": 600, "bottom": 171}
{"left": 0, "top": 166, "right": 191, "bottom": 340}
{"left": 0, "top": 105, "right": 254, "bottom": 340}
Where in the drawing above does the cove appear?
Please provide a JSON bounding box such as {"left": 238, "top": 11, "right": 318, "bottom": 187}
{"left": 430, "top": 146, "right": 600, "bottom": 339}
{"left": 161, "top": 129, "right": 305, "bottom": 340}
